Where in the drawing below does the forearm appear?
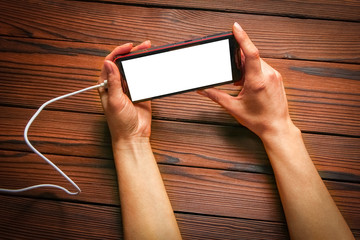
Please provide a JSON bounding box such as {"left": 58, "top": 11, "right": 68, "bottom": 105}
{"left": 113, "top": 138, "right": 181, "bottom": 240}
{"left": 261, "top": 125, "right": 354, "bottom": 240}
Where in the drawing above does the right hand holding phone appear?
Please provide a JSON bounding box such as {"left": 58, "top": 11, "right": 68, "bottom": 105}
{"left": 198, "top": 22, "right": 296, "bottom": 141}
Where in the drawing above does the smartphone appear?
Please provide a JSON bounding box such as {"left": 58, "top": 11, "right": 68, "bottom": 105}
{"left": 113, "top": 31, "right": 240, "bottom": 102}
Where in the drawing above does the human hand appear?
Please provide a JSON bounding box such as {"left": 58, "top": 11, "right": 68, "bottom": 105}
{"left": 98, "top": 41, "right": 152, "bottom": 144}
{"left": 198, "top": 22, "right": 296, "bottom": 141}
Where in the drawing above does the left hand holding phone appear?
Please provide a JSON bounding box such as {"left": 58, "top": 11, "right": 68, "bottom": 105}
{"left": 98, "top": 41, "right": 152, "bottom": 144}
{"left": 100, "top": 41, "right": 183, "bottom": 240}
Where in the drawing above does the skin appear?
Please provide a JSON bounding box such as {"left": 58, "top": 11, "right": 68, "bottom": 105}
{"left": 98, "top": 22, "right": 354, "bottom": 239}
{"left": 98, "top": 41, "right": 182, "bottom": 240}
{"left": 198, "top": 22, "right": 354, "bottom": 240}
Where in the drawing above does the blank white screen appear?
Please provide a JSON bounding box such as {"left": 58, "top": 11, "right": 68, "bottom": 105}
{"left": 122, "top": 39, "right": 232, "bottom": 101}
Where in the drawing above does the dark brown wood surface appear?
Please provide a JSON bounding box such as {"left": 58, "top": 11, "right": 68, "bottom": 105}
{"left": 0, "top": 0, "right": 359, "bottom": 239}
{"left": 109, "top": 0, "right": 360, "bottom": 22}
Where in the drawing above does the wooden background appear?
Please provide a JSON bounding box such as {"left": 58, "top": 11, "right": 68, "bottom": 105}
{"left": 0, "top": 0, "right": 359, "bottom": 239}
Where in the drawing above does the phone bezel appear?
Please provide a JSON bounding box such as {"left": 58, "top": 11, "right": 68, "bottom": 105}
{"left": 113, "top": 31, "right": 240, "bottom": 102}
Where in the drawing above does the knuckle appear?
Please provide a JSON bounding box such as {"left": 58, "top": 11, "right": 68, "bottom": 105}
{"left": 108, "top": 95, "right": 124, "bottom": 110}
{"left": 274, "top": 71, "right": 283, "bottom": 82}
{"left": 247, "top": 79, "right": 266, "bottom": 93}
{"left": 255, "top": 80, "right": 267, "bottom": 92}
{"left": 265, "top": 69, "right": 282, "bottom": 82}
{"left": 267, "top": 70, "right": 278, "bottom": 80}
{"left": 209, "top": 92, "right": 221, "bottom": 104}
{"left": 274, "top": 70, "right": 282, "bottom": 80}
{"left": 247, "top": 46, "right": 260, "bottom": 60}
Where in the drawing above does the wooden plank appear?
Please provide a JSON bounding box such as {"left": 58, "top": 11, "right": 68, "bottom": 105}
{"left": 0, "top": 195, "right": 292, "bottom": 240}
{"left": 0, "top": 38, "right": 359, "bottom": 136}
{"left": 1, "top": 1, "right": 358, "bottom": 239}
{"left": 0, "top": 195, "right": 123, "bottom": 239}
{"left": 0, "top": 0, "right": 359, "bottom": 63}
{"left": 107, "top": 0, "right": 360, "bottom": 22}
{"left": 0, "top": 194, "right": 357, "bottom": 239}
{"left": 0, "top": 106, "right": 359, "bottom": 182}
{"left": 0, "top": 149, "right": 359, "bottom": 230}
{"left": 176, "top": 213, "right": 289, "bottom": 240}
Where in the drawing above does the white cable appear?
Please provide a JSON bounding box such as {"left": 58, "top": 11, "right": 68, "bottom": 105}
{"left": 0, "top": 80, "right": 107, "bottom": 195}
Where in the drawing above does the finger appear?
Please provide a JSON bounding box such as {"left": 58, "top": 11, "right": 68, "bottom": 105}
{"left": 105, "top": 43, "right": 133, "bottom": 61}
{"left": 232, "top": 22, "right": 261, "bottom": 74}
{"left": 197, "top": 88, "right": 234, "bottom": 110}
{"left": 234, "top": 49, "right": 245, "bottom": 86}
{"left": 234, "top": 77, "right": 245, "bottom": 86}
{"left": 131, "top": 40, "right": 151, "bottom": 52}
{"left": 103, "top": 60, "right": 124, "bottom": 99}
{"left": 98, "top": 61, "right": 109, "bottom": 98}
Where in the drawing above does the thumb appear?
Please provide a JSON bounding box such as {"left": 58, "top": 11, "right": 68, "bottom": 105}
{"left": 197, "top": 88, "right": 234, "bottom": 110}
{"left": 104, "top": 60, "right": 123, "bottom": 98}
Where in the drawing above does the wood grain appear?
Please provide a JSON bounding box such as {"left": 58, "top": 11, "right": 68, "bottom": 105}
{"left": 108, "top": 0, "right": 360, "bottom": 22}
{"left": 0, "top": 195, "right": 123, "bottom": 239}
{"left": 0, "top": 193, "right": 357, "bottom": 239}
{"left": 0, "top": 106, "right": 359, "bottom": 182}
{"left": 176, "top": 213, "right": 290, "bottom": 240}
{"left": 0, "top": 195, "right": 291, "bottom": 239}
{"left": 0, "top": 0, "right": 359, "bottom": 239}
{"left": 0, "top": 0, "right": 359, "bottom": 63}
{"left": 0, "top": 149, "right": 359, "bottom": 230}
{"left": 0, "top": 37, "right": 359, "bottom": 136}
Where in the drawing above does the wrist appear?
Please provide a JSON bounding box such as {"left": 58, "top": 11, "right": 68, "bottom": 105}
{"left": 260, "top": 122, "right": 305, "bottom": 169}
{"left": 260, "top": 120, "right": 301, "bottom": 147}
{"left": 112, "top": 136, "right": 151, "bottom": 151}
{"left": 112, "top": 137, "right": 155, "bottom": 170}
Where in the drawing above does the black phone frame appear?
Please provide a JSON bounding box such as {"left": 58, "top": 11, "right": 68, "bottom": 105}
{"left": 113, "top": 31, "right": 240, "bottom": 102}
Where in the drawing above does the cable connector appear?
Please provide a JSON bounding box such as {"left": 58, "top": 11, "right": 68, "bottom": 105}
{"left": 100, "top": 80, "right": 108, "bottom": 89}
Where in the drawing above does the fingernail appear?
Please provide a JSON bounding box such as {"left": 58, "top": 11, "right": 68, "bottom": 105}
{"left": 104, "top": 60, "right": 113, "bottom": 74}
{"left": 234, "top": 22, "right": 243, "bottom": 32}
{"left": 197, "top": 89, "right": 209, "bottom": 97}
{"left": 121, "top": 43, "right": 133, "bottom": 49}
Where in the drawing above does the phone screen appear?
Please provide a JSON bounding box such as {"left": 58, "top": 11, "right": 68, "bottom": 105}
{"left": 115, "top": 33, "right": 239, "bottom": 102}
